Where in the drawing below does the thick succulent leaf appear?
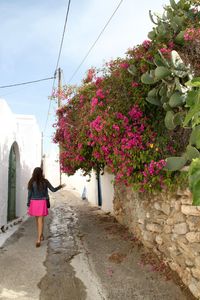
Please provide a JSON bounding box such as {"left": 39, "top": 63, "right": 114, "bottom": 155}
{"left": 160, "top": 95, "right": 168, "bottom": 104}
{"left": 148, "top": 88, "right": 158, "bottom": 98}
{"left": 155, "top": 66, "right": 171, "bottom": 79}
{"left": 190, "top": 126, "right": 200, "bottom": 149}
{"left": 159, "top": 85, "right": 167, "bottom": 96}
{"left": 165, "top": 111, "right": 176, "bottom": 130}
{"left": 163, "top": 103, "right": 171, "bottom": 111}
{"left": 174, "top": 31, "right": 185, "bottom": 45}
{"left": 186, "top": 145, "right": 200, "bottom": 160}
{"left": 173, "top": 112, "right": 185, "bottom": 126}
{"left": 146, "top": 96, "right": 161, "bottom": 106}
{"left": 173, "top": 16, "right": 185, "bottom": 29}
{"left": 148, "top": 30, "right": 156, "bottom": 40}
{"left": 169, "top": 91, "right": 186, "bottom": 107}
{"left": 165, "top": 156, "right": 187, "bottom": 171}
{"left": 170, "top": 0, "right": 177, "bottom": 10}
{"left": 128, "top": 65, "right": 137, "bottom": 76}
{"left": 141, "top": 72, "right": 155, "bottom": 84}
{"left": 171, "top": 50, "right": 186, "bottom": 70}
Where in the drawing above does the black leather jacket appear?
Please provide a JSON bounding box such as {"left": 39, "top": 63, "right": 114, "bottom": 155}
{"left": 27, "top": 180, "right": 62, "bottom": 206}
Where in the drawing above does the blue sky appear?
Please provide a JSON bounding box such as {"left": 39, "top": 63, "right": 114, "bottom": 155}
{"left": 0, "top": 0, "right": 169, "bottom": 153}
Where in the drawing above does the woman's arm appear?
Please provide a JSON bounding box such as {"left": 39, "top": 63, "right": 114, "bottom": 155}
{"left": 46, "top": 180, "right": 65, "bottom": 192}
{"left": 27, "top": 189, "right": 32, "bottom": 207}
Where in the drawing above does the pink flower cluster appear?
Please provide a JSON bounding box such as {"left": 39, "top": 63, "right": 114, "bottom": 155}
{"left": 120, "top": 62, "right": 129, "bottom": 69}
{"left": 87, "top": 105, "right": 152, "bottom": 185}
{"left": 142, "top": 40, "right": 151, "bottom": 49}
{"left": 184, "top": 28, "right": 200, "bottom": 41}
{"left": 140, "top": 159, "right": 167, "bottom": 191}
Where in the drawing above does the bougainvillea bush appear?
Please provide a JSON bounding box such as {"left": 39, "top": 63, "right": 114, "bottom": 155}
{"left": 54, "top": 0, "right": 199, "bottom": 194}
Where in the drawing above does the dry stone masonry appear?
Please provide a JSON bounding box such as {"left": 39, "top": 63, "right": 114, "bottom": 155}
{"left": 113, "top": 185, "right": 200, "bottom": 299}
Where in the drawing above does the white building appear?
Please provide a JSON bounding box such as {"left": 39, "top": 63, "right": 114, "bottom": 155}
{"left": 0, "top": 99, "right": 41, "bottom": 228}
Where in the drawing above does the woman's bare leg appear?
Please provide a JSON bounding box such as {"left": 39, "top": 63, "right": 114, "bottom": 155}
{"left": 37, "top": 216, "right": 44, "bottom": 242}
{"left": 35, "top": 217, "right": 38, "bottom": 235}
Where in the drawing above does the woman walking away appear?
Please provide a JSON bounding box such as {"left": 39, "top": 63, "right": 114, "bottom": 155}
{"left": 27, "top": 167, "right": 65, "bottom": 248}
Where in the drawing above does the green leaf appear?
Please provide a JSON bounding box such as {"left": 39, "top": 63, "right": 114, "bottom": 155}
{"left": 148, "top": 30, "right": 156, "bottom": 40}
{"left": 190, "top": 126, "right": 200, "bottom": 149}
{"left": 186, "top": 145, "right": 200, "bottom": 160}
{"left": 191, "top": 177, "right": 200, "bottom": 205}
{"left": 155, "top": 66, "right": 171, "bottom": 79}
{"left": 165, "top": 156, "right": 187, "bottom": 171}
{"left": 170, "top": 0, "right": 177, "bottom": 10}
{"left": 174, "top": 31, "right": 185, "bottom": 45}
{"left": 173, "top": 112, "right": 185, "bottom": 126}
{"left": 141, "top": 72, "right": 155, "bottom": 84}
{"left": 146, "top": 96, "right": 161, "bottom": 106}
{"left": 183, "top": 97, "right": 200, "bottom": 126}
{"left": 173, "top": 16, "right": 185, "bottom": 29}
{"left": 185, "top": 78, "right": 200, "bottom": 87}
{"left": 128, "top": 65, "right": 137, "bottom": 76}
{"left": 148, "top": 88, "right": 158, "bottom": 98}
{"left": 160, "top": 95, "right": 168, "bottom": 104}
{"left": 159, "top": 85, "right": 167, "bottom": 96}
{"left": 186, "top": 90, "right": 198, "bottom": 107}
{"left": 165, "top": 111, "right": 176, "bottom": 130}
{"left": 169, "top": 91, "right": 186, "bottom": 107}
{"left": 154, "top": 54, "right": 166, "bottom": 67}
{"left": 163, "top": 102, "right": 171, "bottom": 111}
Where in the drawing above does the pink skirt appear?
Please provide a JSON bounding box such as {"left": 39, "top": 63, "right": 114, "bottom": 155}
{"left": 28, "top": 199, "right": 48, "bottom": 216}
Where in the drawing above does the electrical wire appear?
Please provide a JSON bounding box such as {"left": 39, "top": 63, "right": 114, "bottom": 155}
{"left": 43, "top": 0, "right": 72, "bottom": 133}
{"left": 0, "top": 76, "right": 55, "bottom": 89}
{"left": 68, "top": 0, "right": 124, "bottom": 83}
{"left": 55, "top": 0, "right": 71, "bottom": 72}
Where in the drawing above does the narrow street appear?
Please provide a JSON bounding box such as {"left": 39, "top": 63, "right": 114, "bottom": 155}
{"left": 0, "top": 190, "right": 195, "bottom": 300}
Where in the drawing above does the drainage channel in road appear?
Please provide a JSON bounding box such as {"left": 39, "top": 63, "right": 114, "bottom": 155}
{"left": 39, "top": 202, "right": 106, "bottom": 300}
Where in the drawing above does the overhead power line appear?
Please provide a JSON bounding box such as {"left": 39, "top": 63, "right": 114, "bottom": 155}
{"left": 43, "top": 0, "right": 72, "bottom": 133}
{"left": 0, "top": 76, "right": 55, "bottom": 89}
{"left": 55, "top": 0, "right": 71, "bottom": 72}
{"left": 68, "top": 0, "right": 124, "bottom": 83}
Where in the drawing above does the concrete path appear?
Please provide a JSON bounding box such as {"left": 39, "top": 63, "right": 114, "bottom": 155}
{"left": 0, "top": 190, "right": 196, "bottom": 300}
{"left": 0, "top": 215, "right": 48, "bottom": 299}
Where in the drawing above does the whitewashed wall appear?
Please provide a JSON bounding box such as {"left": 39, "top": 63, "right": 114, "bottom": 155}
{"left": 0, "top": 99, "right": 41, "bottom": 227}
{"left": 43, "top": 148, "right": 114, "bottom": 212}
{"left": 100, "top": 172, "right": 114, "bottom": 212}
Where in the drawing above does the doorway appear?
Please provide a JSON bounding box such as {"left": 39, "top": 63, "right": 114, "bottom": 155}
{"left": 7, "top": 143, "right": 18, "bottom": 221}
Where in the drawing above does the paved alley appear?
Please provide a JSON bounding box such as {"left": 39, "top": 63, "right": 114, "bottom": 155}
{"left": 0, "top": 190, "right": 196, "bottom": 300}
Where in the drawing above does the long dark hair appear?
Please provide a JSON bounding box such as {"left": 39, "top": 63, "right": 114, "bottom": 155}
{"left": 28, "top": 167, "right": 46, "bottom": 190}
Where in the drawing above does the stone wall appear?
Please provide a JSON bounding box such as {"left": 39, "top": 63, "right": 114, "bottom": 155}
{"left": 114, "top": 184, "right": 200, "bottom": 299}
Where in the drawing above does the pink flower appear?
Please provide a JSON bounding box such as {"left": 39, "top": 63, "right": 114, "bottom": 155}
{"left": 160, "top": 48, "right": 171, "bottom": 54}
{"left": 128, "top": 106, "right": 143, "bottom": 120}
{"left": 131, "top": 82, "right": 139, "bottom": 87}
{"left": 112, "top": 124, "right": 120, "bottom": 131}
{"left": 120, "top": 62, "right": 129, "bottom": 69}
{"left": 96, "top": 88, "right": 105, "bottom": 99}
{"left": 91, "top": 97, "right": 98, "bottom": 108}
{"left": 168, "top": 41, "right": 174, "bottom": 49}
{"left": 142, "top": 40, "right": 151, "bottom": 49}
